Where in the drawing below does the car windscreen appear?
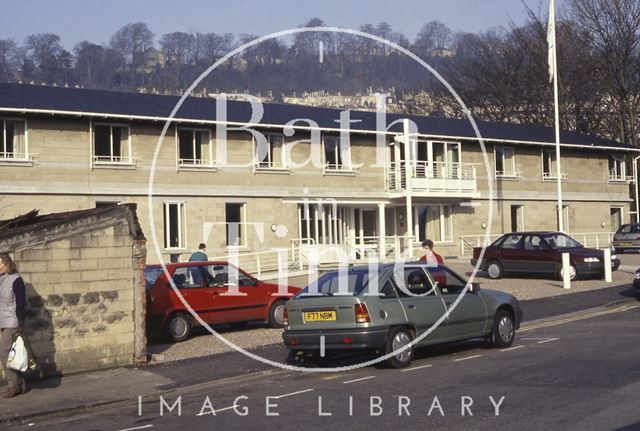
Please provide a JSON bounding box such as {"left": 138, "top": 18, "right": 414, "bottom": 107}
{"left": 144, "top": 267, "right": 164, "bottom": 290}
{"left": 542, "top": 233, "right": 582, "bottom": 249}
{"left": 617, "top": 224, "right": 640, "bottom": 234}
{"left": 298, "top": 269, "right": 374, "bottom": 297}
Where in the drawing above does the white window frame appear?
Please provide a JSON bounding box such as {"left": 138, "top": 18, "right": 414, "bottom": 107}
{"left": 413, "top": 204, "right": 453, "bottom": 244}
{"left": 541, "top": 148, "right": 566, "bottom": 181}
{"left": 254, "top": 133, "right": 288, "bottom": 171}
{"left": 608, "top": 155, "right": 628, "bottom": 182}
{"left": 163, "top": 201, "right": 186, "bottom": 250}
{"left": 92, "top": 122, "right": 135, "bottom": 168}
{"left": 177, "top": 127, "right": 215, "bottom": 169}
{"left": 495, "top": 146, "right": 519, "bottom": 179}
{"left": 0, "top": 118, "right": 31, "bottom": 165}
{"left": 323, "top": 134, "right": 357, "bottom": 175}
{"left": 610, "top": 206, "right": 623, "bottom": 231}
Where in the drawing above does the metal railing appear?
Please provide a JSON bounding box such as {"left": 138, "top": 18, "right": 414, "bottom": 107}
{"left": 179, "top": 158, "right": 216, "bottom": 168}
{"left": 386, "top": 161, "right": 477, "bottom": 192}
{"left": 93, "top": 155, "right": 136, "bottom": 165}
{"left": 0, "top": 152, "right": 31, "bottom": 161}
{"left": 209, "top": 246, "right": 301, "bottom": 278}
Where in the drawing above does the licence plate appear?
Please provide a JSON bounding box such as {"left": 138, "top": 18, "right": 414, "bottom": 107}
{"left": 618, "top": 242, "right": 632, "bottom": 246}
{"left": 304, "top": 311, "right": 336, "bottom": 322}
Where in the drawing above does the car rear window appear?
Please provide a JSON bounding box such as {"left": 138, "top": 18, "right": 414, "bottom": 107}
{"left": 617, "top": 224, "right": 640, "bottom": 234}
{"left": 144, "top": 267, "right": 164, "bottom": 290}
{"left": 299, "top": 269, "right": 375, "bottom": 296}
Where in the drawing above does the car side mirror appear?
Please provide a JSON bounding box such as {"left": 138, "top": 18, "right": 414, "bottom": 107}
{"left": 468, "top": 282, "right": 481, "bottom": 293}
{"left": 251, "top": 277, "right": 259, "bottom": 286}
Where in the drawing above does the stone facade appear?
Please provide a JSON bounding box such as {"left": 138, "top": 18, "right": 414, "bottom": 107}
{"left": 0, "top": 204, "right": 146, "bottom": 380}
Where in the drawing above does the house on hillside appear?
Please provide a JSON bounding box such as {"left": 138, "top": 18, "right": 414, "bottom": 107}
{"left": 0, "top": 82, "right": 637, "bottom": 269}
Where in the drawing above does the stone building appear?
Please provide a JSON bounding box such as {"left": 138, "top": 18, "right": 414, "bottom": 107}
{"left": 0, "top": 82, "right": 637, "bottom": 269}
{"left": 0, "top": 204, "right": 147, "bottom": 378}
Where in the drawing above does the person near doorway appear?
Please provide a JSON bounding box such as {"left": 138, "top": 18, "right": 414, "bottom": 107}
{"left": 419, "top": 239, "right": 443, "bottom": 266}
{"left": 189, "top": 243, "right": 208, "bottom": 262}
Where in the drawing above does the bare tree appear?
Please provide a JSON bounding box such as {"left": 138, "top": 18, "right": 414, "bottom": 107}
{"left": 24, "top": 33, "right": 71, "bottom": 83}
{"left": 0, "top": 39, "right": 19, "bottom": 81}
{"left": 414, "top": 20, "right": 452, "bottom": 57}
{"left": 569, "top": 0, "right": 640, "bottom": 146}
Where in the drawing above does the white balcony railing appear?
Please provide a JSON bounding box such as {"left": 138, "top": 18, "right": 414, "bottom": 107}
{"left": 386, "top": 161, "right": 477, "bottom": 195}
{"left": 179, "top": 158, "right": 217, "bottom": 169}
{"left": 93, "top": 155, "right": 136, "bottom": 166}
{"left": 0, "top": 152, "right": 32, "bottom": 162}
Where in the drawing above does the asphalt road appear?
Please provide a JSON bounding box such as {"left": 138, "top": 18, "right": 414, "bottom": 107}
{"left": 16, "top": 301, "right": 640, "bottom": 431}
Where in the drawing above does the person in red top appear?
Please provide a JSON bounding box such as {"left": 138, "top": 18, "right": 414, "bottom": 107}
{"left": 419, "top": 239, "right": 443, "bottom": 266}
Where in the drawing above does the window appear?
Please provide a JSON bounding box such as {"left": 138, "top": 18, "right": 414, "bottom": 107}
{"left": 393, "top": 268, "right": 435, "bottom": 297}
{"left": 255, "top": 133, "right": 285, "bottom": 169}
{"left": 415, "top": 205, "right": 452, "bottom": 242}
{"left": 495, "top": 146, "right": 517, "bottom": 178}
{"left": 608, "top": 155, "right": 627, "bottom": 181}
{"left": 0, "top": 119, "right": 28, "bottom": 161}
{"left": 498, "top": 234, "right": 524, "bottom": 249}
{"left": 93, "top": 124, "right": 133, "bottom": 165}
{"left": 298, "top": 203, "right": 347, "bottom": 245}
{"left": 226, "top": 203, "right": 245, "bottom": 246}
{"left": 323, "top": 135, "right": 354, "bottom": 172}
{"left": 542, "top": 148, "right": 565, "bottom": 180}
{"left": 178, "top": 128, "right": 214, "bottom": 168}
{"left": 203, "top": 264, "right": 253, "bottom": 287}
{"left": 427, "top": 266, "right": 467, "bottom": 295}
{"left": 164, "top": 202, "right": 185, "bottom": 249}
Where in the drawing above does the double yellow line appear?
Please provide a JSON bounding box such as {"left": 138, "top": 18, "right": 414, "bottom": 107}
{"left": 522, "top": 302, "right": 640, "bottom": 331}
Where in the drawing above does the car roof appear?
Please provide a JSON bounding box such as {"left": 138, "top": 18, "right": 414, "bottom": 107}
{"left": 145, "top": 261, "right": 230, "bottom": 269}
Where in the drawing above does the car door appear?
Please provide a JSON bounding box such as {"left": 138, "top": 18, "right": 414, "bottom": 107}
{"left": 432, "top": 266, "right": 488, "bottom": 338}
{"left": 203, "top": 263, "right": 266, "bottom": 323}
{"left": 169, "top": 265, "right": 217, "bottom": 323}
{"left": 496, "top": 233, "right": 525, "bottom": 273}
{"left": 522, "top": 234, "right": 556, "bottom": 274}
{"left": 393, "top": 266, "right": 448, "bottom": 343}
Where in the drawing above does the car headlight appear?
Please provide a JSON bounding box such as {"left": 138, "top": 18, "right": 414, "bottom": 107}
{"left": 583, "top": 257, "right": 600, "bottom": 263}
{"left": 635, "top": 270, "right": 640, "bottom": 279}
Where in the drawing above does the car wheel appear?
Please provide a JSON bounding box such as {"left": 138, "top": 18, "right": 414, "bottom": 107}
{"left": 166, "top": 312, "right": 191, "bottom": 342}
{"left": 489, "top": 310, "right": 515, "bottom": 348}
{"left": 384, "top": 327, "right": 414, "bottom": 369}
{"left": 268, "top": 300, "right": 287, "bottom": 328}
{"left": 486, "top": 261, "right": 503, "bottom": 279}
{"left": 557, "top": 264, "right": 577, "bottom": 281}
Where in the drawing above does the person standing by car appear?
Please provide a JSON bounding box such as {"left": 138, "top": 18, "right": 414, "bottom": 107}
{"left": 189, "top": 243, "right": 208, "bottom": 262}
{"left": 0, "top": 253, "right": 26, "bottom": 398}
{"left": 419, "top": 239, "right": 443, "bottom": 266}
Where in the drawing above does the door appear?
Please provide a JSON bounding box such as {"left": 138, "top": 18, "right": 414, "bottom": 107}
{"left": 510, "top": 205, "right": 523, "bottom": 232}
{"left": 429, "top": 266, "right": 488, "bottom": 338}
{"left": 394, "top": 267, "right": 448, "bottom": 343}
{"left": 169, "top": 266, "right": 217, "bottom": 323}
{"left": 495, "top": 233, "right": 525, "bottom": 273}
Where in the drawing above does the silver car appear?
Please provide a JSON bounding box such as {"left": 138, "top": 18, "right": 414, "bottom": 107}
{"left": 612, "top": 224, "right": 640, "bottom": 253}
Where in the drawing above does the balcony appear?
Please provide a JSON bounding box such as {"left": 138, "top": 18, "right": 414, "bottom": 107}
{"left": 385, "top": 161, "right": 478, "bottom": 197}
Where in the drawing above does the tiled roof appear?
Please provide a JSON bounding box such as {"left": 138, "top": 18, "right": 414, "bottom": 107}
{"left": 0, "top": 82, "right": 632, "bottom": 150}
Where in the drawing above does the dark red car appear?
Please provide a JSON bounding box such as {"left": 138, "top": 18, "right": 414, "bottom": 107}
{"left": 471, "top": 232, "right": 620, "bottom": 280}
{"left": 145, "top": 261, "right": 301, "bottom": 342}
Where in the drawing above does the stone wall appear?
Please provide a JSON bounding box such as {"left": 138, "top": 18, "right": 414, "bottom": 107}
{"left": 0, "top": 206, "right": 146, "bottom": 380}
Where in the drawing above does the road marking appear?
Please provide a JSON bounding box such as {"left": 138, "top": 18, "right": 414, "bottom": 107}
{"left": 343, "top": 376, "right": 376, "bottom": 384}
{"left": 321, "top": 374, "right": 342, "bottom": 380}
{"left": 523, "top": 303, "right": 640, "bottom": 331}
{"left": 537, "top": 337, "right": 560, "bottom": 344}
{"left": 320, "top": 335, "right": 325, "bottom": 357}
{"left": 454, "top": 354, "right": 482, "bottom": 362}
{"left": 500, "top": 345, "right": 525, "bottom": 352}
{"left": 521, "top": 337, "right": 552, "bottom": 340}
{"left": 401, "top": 364, "right": 432, "bottom": 372}
{"left": 116, "top": 426, "right": 154, "bottom": 431}
{"left": 273, "top": 388, "right": 314, "bottom": 399}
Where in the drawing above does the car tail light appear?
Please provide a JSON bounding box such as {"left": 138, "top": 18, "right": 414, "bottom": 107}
{"left": 343, "top": 336, "right": 353, "bottom": 344}
{"left": 355, "top": 303, "right": 371, "bottom": 323}
{"left": 283, "top": 308, "right": 289, "bottom": 326}
{"left": 289, "top": 338, "right": 298, "bottom": 346}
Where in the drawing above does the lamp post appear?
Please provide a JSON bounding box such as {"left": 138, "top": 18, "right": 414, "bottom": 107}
{"left": 634, "top": 155, "right": 640, "bottom": 223}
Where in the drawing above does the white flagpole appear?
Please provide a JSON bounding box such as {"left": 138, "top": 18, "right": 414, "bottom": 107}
{"left": 549, "top": 0, "right": 563, "bottom": 232}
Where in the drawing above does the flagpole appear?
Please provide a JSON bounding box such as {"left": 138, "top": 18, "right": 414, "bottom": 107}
{"left": 549, "top": 0, "right": 563, "bottom": 232}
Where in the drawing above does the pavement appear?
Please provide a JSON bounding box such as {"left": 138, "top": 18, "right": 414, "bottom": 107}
{"left": 1, "top": 279, "right": 638, "bottom": 428}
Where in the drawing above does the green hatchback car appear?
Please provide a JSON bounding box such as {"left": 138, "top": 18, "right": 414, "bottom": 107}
{"left": 282, "top": 263, "right": 523, "bottom": 368}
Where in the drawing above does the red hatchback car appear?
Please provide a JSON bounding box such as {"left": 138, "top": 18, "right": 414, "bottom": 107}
{"left": 145, "top": 261, "right": 301, "bottom": 342}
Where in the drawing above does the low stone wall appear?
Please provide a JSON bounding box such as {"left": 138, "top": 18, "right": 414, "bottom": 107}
{"left": 0, "top": 205, "right": 146, "bottom": 380}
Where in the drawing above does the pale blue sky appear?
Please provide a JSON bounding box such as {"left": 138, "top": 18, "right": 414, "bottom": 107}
{"left": 3, "top": 0, "right": 565, "bottom": 49}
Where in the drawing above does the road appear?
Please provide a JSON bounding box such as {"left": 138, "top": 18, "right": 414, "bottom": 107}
{"left": 14, "top": 301, "right": 640, "bottom": 431}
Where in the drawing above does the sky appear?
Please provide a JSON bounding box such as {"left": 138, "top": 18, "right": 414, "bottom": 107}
{"left": 1, "top": 0, "right": 567, "bottom": 49}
